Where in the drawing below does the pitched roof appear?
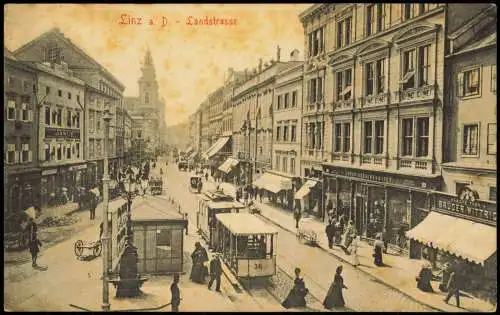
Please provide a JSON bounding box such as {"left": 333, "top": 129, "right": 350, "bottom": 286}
{"left": 448, "top": 5, "right": 497, "bottom": 39}
{"left": 13, "top": 27, "right": 125, "bottom": 90}
{"left": 454, "top": 31, "right": 496, "bottom": 55}
{"left": 4, "top": 46, "right": 17, "bottom": 60}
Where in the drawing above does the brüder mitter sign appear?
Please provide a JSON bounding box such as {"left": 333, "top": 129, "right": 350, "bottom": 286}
{"left": 434, "top": 194, "right": 497, "bottom": 224}
{"left": 45, "top": 127, "right": 81, "bottom": 139}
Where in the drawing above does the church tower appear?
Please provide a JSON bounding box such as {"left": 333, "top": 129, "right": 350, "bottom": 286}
{"left": 138, "top": 47, "right": 159, "bottom": 110}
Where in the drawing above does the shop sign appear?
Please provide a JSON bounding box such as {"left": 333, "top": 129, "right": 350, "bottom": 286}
{"left": 434, "top": 194, "right": 497, "bottom": 223}
{"left": 325, "top": 167, "right": 430, "bottom": 189}
{"left": 69, "top": 164, "right": 87, "bottom": 171}
{"left": 45, "top": 127, "right": 81, "bottom": 139}
{"left": 42, "top": 169, "right": 58, "bottom": 176}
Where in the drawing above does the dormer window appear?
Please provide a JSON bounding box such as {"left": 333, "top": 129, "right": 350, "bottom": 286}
{"left": 45, "top": 46, "right": 63, "bottom": 64}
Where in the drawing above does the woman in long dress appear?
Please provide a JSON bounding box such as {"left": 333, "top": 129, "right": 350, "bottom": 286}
{"left": 190, "top": 242, "right": 208, "bottom": 283}
{"left": 282, "top": 267, "right": 308, "bottom": 309}
{"left": 351, "top": 236, "right": 360, "bottom": 267}
{"left": 323, "top": 265, "right": 348, "bottom": 309}
{"left": 341, "top": 221, "right": 356, "bottom": 253}
{"left": 373, "top": 233, "right": 384, "bottom": 266}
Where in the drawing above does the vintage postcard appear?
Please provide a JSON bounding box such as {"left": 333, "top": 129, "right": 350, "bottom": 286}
{"left": 3, "top": 3, "right": 497, "bottom": 312}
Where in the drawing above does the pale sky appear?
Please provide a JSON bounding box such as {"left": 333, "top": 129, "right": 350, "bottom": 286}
{"left": 4, "top": 4, "right": 311, "bottom": 126}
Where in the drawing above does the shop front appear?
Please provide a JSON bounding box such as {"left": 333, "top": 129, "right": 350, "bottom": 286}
{"left": 406, "top": 191, "right": 497, "bottom": 303}
{"left": 6, "top": 168, "right": 41, "bottom": 214}
{"left": 322, "top": 163, "right": 441, "bottom": 253}
{"left": 253, "top": 171, "right": 293, "bottom": 209}
{"left": 218, "top": 157, "right": 240, "bottom": 183}
{"left": 301, "top": 165, "right": 323, "bottom": 219}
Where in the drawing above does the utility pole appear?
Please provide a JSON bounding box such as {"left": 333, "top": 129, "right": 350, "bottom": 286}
{"left": 101, "top": 106, "right": 112, "bottom": 311}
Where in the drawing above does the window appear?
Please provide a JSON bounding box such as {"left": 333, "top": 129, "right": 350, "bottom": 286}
{"left": 492, "top": 65, "right": 496, "bottom": 92}
{"left": 416, "top": 117, "right": 429, "bottom": 157}
{"left": 47, "top": 46, "right": 63, "bottom": 63}
{"left": 67, "top": 110, "right": 72, "bottom": 127}
{"left": 46, "top": 86, "right": 50, "bottom": 95}
{"left": 22, "top": 80, "right": 30, "bottom": 91}
{"left": 7, "top": 144, "right": 17, "bottom": 164}
{"left": 276, "top": 126, "right": 281, "bottom": 141}
{"left": 334, "top": 123, "right": 342, "bottom": 152}
{"left": 21, "top": 143, "right": 31, "bottom": 163}
{"left": 308, "top": 27, "right": 324, "bottom": 57}
{"left": 66, "top": 144, "right": 71, "bottom": 159}
{"left": 366, "top": 5, "right": 375, "bottom": 36}
{"left": 7, "top": 95, "right": 16, "bottom": 120}
{"left": 8, "top": 76, "right": 14, "bottom": 87}
{"left": 57, "top": 108, "right": 62, "bottom": 126}
{"left": 56, "top": 143, "right": 62, "bottom": 160}
{"left": 336, "top": 69, "right": 352, "bottom": 101}
{"left": 292, "top": 91, "right": 297, "bottom": 107}
{"left": 284, "top": 93, "right": 290, "bottom": 109}
{"left": 489, "top": 187, "right": 497, "bottom": 202}
{"left": 308, "top": 78, "right": 323, "bottom": 103}
{"left": 376, "top": 4, "right": 385, "bottom": 32}
{"left": 402, "top": 118, "right": 413, "bottom": 156}
{"left": 337, "top": 16, "right": 352, "bottom": 48}
{"left": 403, "top": 3, "right": 414, "bottom": 20}
{"left": 401, "top": 50, "right": 416, "bottom": 89}
{"left": 97, "top": 113, "right": 101, "bottom": 131}
{"left": 418, "top": 46, "right": 430, "bottom": 87}
{"left": 375, "top": 120, "right": 384, "bottom": 154}
{"left": 145, "top": 92, "right": 149, "bottom": 104}
{"left": 58, "top": 90, "right": 62, "bottom": 97}
{"left": 283, "top": 125, "right": 289, "bottom": 142}
{"left": 364, "top": 121, "right": 373, "bottom": 154}
{"left": 21, "top": 101, "right": 31, "bottom": 122}
{"left": 343, "top": 123, "right": 351, "bottom": 153}
{"left": 68, "top": 92, "right": 72, "bottom": 100}
{"left": 157, "top": 229, "right": 172, "bottom": 248}
{"left": 282, "top": 157, "right": 287, "bottom": 173}
{"left": 45, "top": 107, "right": 51, "bottom": 125}
{"left": 77, "top": 94, "right": 80, "bottom": 103}
{"left": 457, "top": 68, "right": 480, "bottom": 97}
{"left": 291, "top": 124, "right": 297, "bottom": 142}
{"left": 277, "top": 95, "right": 282, "bottom": 110}
{"left": 76, "top": 112, "right": 81, "bottom": 128}
{"left": 366, "top": 62, "right": 375, "bottom": 96}
{"left": 487, "top": 123, "right": 496, "bottom": 155}
{"left": 418, "top": 3, "right": 426, "bottom": 15}
{"left": 463, "top": 124, "right": 479, "bottom": 155}
{"left": 275, "top": 155, "right": 280, "bottom": 170}
{"left": 44, "top": 143, "right": 50, "bottom": 161}
{"left": 376, "top": 59, "right": 385, "bottom": 94}
{"left": 290, "top": 158, "right": 296, "bottom": 175}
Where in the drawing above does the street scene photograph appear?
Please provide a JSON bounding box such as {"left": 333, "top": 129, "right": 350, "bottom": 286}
{"left": 3, "top": 3, "right": 497, "bottom": 312}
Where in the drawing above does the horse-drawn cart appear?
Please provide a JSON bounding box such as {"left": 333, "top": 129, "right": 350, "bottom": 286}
{"left": 297, "top": 218, "right": 318, "bottom": 246}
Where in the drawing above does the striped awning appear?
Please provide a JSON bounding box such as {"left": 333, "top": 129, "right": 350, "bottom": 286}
{"left": 253, "top": 172, "right": 292, "bottom": 194}
{"left": 218, "top": 157, "right": 240, "bottom": 174}
{"left": 202, "top": 137, "right": 230, "bottom": 160}
{"left": 294, "top": 180, "right": 318, "bottom": 200}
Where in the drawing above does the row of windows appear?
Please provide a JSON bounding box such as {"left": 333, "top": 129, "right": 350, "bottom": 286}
{"left": 276, "top": 121, "right": 298, "bottom": 142}
{"left": 5, "top": 143, "right": 33, "bottom": 164}
{"left": 44, "top": 142, "right": 81, "bottom": 161}
{"left": 463, "top": 123, "right": 496, "bottom": 156}
{"left": 6, "top": 76, "right": 36, "bottom": 93}
{"left": 307, "top": 4, "right": 440, "bottom": 56}
{"left": 45, "top": 85, "right": 80, "bottom": 102}
{"left": 6, "top": 95, "right": 33, "bottom": 122}
{"left": 305, "top": 121, "right": 325, "bottom": 150}
{"left": 277, "top": 91, "right": 299, "bottom": 110}
{"left": 89, "top": 139, "right": 115, "bottom": 159}
{"left": 275, "top": 156, "right": 296, "bottom": 175}
{"left": 44, "top": 106, "right": 81, "bottom": 128}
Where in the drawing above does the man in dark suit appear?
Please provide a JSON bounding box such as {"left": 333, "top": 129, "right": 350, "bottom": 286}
{"left": 444, "top": 267, "right": 463, "bottom": 308}
{"left": 208, "top": 254, "right": 222, "bottom": 292}
{"left": 170, "top": 274, "right": 181, "bottom": 312}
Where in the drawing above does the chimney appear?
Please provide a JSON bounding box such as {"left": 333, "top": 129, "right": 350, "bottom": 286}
{"left": 258, "top": 58, "right": 263, "bottom": 72}
{"left": 277, "top": 45, "right": 281, "bottom": 62}
{"left": 290, "top": 49, "right": 300, "bottom": 62}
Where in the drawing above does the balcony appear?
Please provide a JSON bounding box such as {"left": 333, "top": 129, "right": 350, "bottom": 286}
{"left": 359, "top": 92, "right": 389, "bottom": 107}
{"left": 360, "top": 155, "right": 386, "bottom": 167}
{"left": 331, "top": 153, "right": 351, "bottom": 163}
{"left": 395, "top": 84, "right": 435, "bottom": 103}
{"left": 399, "top": 158, "right": 432, "bottom": 172}
{"left": 333, "top": 98, "right": 354, "bottom": 111}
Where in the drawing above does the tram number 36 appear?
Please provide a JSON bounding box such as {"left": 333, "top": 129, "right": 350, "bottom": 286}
{"left": 254, "top": 263, "right": 263, "bottom": 270}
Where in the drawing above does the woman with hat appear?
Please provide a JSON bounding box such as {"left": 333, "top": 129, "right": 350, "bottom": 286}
{"left": 373, "top": 233, "right": 385, "bottom": 266}
{"left": 282, "top": 267, "right": 309, "bottom": 309}
{"left": 323, "top": 265, "right": 348, "bottom": 309}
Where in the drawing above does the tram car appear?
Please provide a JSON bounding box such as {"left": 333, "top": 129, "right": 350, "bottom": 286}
{"left": 214, "top": 213, "right": 278, "bottom": 278}
{"left": 196, "top": 190, "right": 245, "bottom": 249}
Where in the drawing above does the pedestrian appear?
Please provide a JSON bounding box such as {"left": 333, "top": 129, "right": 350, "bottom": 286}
{"left": 381, "top": 227, "right": 390, "bottom": 254}
{"left": 184, "top": 213, "right": 189, "bottom": 235}
{"left": 89, "top": 192, "right": 97, "bottom": 220}
{"left": 444, "top": 266, "right": 463, "bottom": 307}
{"left": 282, "top": 267, "right": 308, "bottom": 309}
{"left": 170, "top": 274, "right": 181, "bottom": 312}
{"left": 208, "top": 254, "right": 222, "bottom": 292}
{"left": 373, "top": 233, "right": 385, "bottom": 267}
{"left": 325, "top": 221, "right": 335, "bottom": 249}
{"left": 259, "top": 188, "right": 263, "bottom": 202}
{"left": 243, "top": 189, "right": 249, "bottom": 205}
{"left": 205, "top": 172, "right": 209, "bottom": 182}
{"left": 28, "top": 233, "right": 42, "bottom": 268}
{"left": 334, "top": 219, "right": 342, "bottom": 245}
{"left": 323, "top": 265, "right": 348, "bottom": 309}
{"left": 293, "top": 209, "right": 301, "bottom": 229}
{"left": 341, "top": 220, "right": 356, "bottom": 254}
{"left": 351, "top": 235, "right": 360, "bottom": 267}
{"left": 326, "top": 199, "right": 333, "bottom": 217}
{"left": 190, "top": 242, "right": 209, "bottom": 284}
{"left": 416, "top": 261, "right": 435, "bottom": 292}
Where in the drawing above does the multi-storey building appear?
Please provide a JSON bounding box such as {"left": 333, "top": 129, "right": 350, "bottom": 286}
{"left": 300, "top": 4, "right": 457, "bottom": 241}
{"left": 123, "top": 109, "right": 133, "bottom": 165}
{"left": 233, "top": 55, "right": 302, "bottom": 186}
{"left": 13, "top": 28, "right": 126, "bottom": 186}
{"left": 200, "top": 99, "right": 211, "bottom": 153}
{"left": 124, "top": 48, "right": 166, "bottom": 161}
{"left": 28, "top": 60, "right": 86, "bottom": 206}
{"left": 271, "top": 51, "right": 303, "bottom": 211}
{"left": 208, "top": 87, "right": 224, "bottom": 144}
{"left": 4, "top": 48, "right": 40, "bottom": 213}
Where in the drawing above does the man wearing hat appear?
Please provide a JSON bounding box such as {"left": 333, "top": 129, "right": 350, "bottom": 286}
{"left": 208, "top": 254, "right": 222, "bottom": 292}
{"left": 170, "top": 274, "right": 181, "bottom": 312}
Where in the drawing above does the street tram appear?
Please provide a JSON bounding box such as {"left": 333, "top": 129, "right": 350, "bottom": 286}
{"left": 214, "top": 213, "right": 278, "bottom": 278}
{"left": 196, "top": 190, "right": 245, "bottom": 249}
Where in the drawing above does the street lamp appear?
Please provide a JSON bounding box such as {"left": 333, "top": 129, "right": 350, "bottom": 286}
{"left": 101, "top": 105, "right": 113, "bottom": 311}
{"left": 122, "top": 169, "right": 137, "bottom": 239}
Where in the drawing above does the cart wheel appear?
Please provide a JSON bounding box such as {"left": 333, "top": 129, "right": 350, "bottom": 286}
{"left": 74, "top": 240, "right": 84, "bottom": 257}
{"left": 93, "top": 240, "right": 102, "bottom": 257}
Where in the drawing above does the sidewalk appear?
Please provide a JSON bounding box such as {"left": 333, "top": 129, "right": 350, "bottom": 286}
{"left": 217, "top": 181, "right": 496, "bottom": 313}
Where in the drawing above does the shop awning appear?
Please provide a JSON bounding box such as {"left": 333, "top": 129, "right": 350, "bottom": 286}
{"left": 185, "top": 146, "right": 194, "bottom": 154}
{"left": 405, "top": 211, "right": 496, "bottom": 265}
{"left": 188, "top": 150, "right": 198, "bottom": 160}
{"left": 294, "top": 180, "right": 318, "bottom": 200}
{"left": 253, "top": 172, "right": 293, "bottom": 194}
{"left": 218, "top": 157, "right": 240, "bottom": 174}
{"left": 202, "top": 137, "right": 230, "bottom": 160}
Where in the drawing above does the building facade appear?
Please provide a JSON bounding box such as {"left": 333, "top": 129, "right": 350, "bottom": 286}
{"left": 4, "top": 48, "right": 40, "bottom": 214}
{"left": 272, "top": 57, "right": 303, "bottom": 210}
{"left": 13, "top": 27, "right": 126, "bottom": 187}
{"left": 123, "top": 109, "right": 133, "bottom": 165}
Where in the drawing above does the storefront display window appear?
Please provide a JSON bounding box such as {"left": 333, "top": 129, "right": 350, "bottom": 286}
{"left": 387, "top": 189, "right": 410, "bottom": 246}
